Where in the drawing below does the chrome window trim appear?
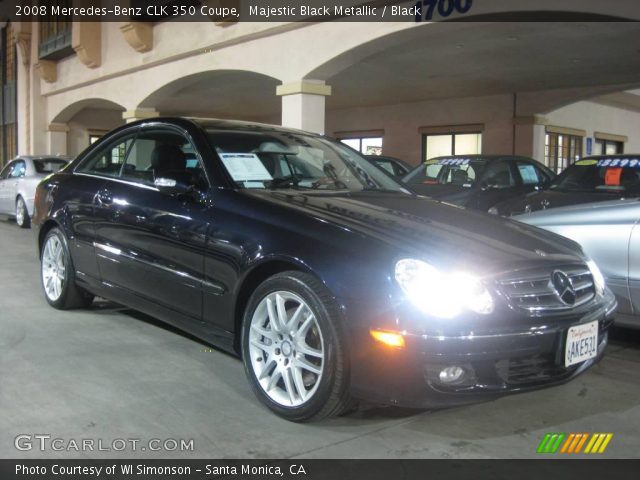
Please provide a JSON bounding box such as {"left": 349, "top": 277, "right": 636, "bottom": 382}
{"left": 74, "top": 172, "right": 159, "bottom": 192}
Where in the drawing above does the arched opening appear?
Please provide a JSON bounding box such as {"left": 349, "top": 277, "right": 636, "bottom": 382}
{"left": 51, "top": 98, "right": 126, "bottom": 156}
{"left": 137, "top": 70, "right": 281, "bottom": 123}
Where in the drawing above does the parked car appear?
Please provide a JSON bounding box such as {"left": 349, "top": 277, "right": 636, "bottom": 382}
{"left": 33, "top": 118, "right": 616, "bottom": 422}
{"left": 0, "top": 155, "right": 70, "bottom": 228}
{"left": 490, "top": 155, "right": 640, "bottom": 216}
{"left": 403, "top": 155, "right": 554, "bottom": 211}
{"left": 515, "top": 198, "right": 640, "bottom": 329}
{"left": 365, "top": 155, "right": 412, "bottom": 179}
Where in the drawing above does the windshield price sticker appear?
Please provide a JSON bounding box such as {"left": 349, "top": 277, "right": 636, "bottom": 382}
{"left": 219, "top": 153, "right": 273, "bottom": 182}
{"left": 596, "top": 158, "right": 640, "bottom": 168}
{"left": 437, "top": 158, "right": 471, "bottom": 166}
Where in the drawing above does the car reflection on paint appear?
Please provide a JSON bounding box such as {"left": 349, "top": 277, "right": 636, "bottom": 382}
{"left": 33, "top": 118, "right": 616, "bottom": 422}
{"left": 515, "top": 198, "right": 640, "bottom": 329}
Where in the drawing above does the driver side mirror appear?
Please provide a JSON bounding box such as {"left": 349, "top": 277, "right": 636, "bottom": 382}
{"left": 480, "top": 180, "right": 497, "bottom": 192}
{"left": 154, "top": 177, "right": 191, "bottom": 196}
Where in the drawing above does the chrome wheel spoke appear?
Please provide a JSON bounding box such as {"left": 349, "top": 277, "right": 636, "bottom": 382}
{"left": 292, "top": 367, "right": 308, "bottom": 402}
{"left": 294, "top": 314, "right": 314, "bottom": 339}
{"left": 275, "top": 293, "right": 289, "bottom": 331}
{"left": 259, "top": 358, "right": 277, "bottom": 381}
{"left": 297, "top": 341, "right": 323, "bottom": 358}
{"left": 282, "top": 368, "right": 296, "bottom": 405}
{"left": 294, "top": 356, "right": 322, "bottom": 375}
{"left": 266, "top": 367, "right": 282, "bottom": 391}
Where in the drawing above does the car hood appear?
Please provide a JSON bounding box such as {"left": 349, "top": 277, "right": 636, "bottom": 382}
{"left": 514, "top": 198, "right": 640, "bottom": 226}
{"left": 496, "top": 189, "right": 625, "bottom": 216}
{"left": 242, "top": 190, "right": 584, "bottom": 277}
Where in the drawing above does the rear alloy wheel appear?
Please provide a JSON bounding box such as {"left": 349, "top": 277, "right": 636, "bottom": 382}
{"left": 242, "top": 271, "right": 352, "bottom": 422}
{"left": 15, "top": 196, "right": 30, "bottom": 228}
{"left": 41, "top": 227, "right": 94, "bottom": 310}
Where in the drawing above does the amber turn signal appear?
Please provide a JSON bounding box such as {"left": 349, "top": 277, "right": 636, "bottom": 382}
{"left": 370, "top": 329, "right": 406, "bottom": 348}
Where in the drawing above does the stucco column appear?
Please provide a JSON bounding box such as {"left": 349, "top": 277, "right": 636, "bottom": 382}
{"left": 47, "top": 123, "right": 69, "bottom": 156}
{"left": 276, "top": 81, "right": 331, "bottom": 134}
{"left": 513, "top": 115, "right": 548, "bottom": 164}
{"left": 122, "top": 108, "right": 160, "bottom": 123}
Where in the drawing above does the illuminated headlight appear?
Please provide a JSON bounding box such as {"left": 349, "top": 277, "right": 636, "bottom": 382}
{"left": 586, "top": 259, "right": 606, "bottom": 297}
{"left": 487, "top": 206, "right": 499, "bottom": 215}
{"left": 395, "top": 259, "right": 494, "bottom": 318}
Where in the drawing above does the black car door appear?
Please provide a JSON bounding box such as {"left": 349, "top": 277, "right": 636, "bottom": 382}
{"left": 92, "top": 126, "right": 212, "bottom": 322}
{"left": 514, "top": 159, "right": 553, "bottom": 196}
{"left": 71, "top": 130, "right": 141, "bottom": 282}
{"left": 469, "top": 160, "right": 519, "bottom": 211}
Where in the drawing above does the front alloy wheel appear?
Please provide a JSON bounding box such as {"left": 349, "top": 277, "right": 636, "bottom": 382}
{"left": 242, "top": 271, "right": 352, "bottom": 422}
{"left": 248, "top": 291, "right": 325, "bottom": 407}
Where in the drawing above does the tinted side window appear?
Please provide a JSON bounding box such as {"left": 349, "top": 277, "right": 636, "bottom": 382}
{"left": 121, "top": 129, "right": 208, "bottom": 190}
{"left": 483, "top": 162, "right": 515, "bottom": 188}
{"left": 77, "top": 133, "right": 136, "bottom": 177}
{"left": 517, "top": 162, "right": 542, "bottom": 185}
{"left": 9, "top": 161, "right": 26, "bottom": 178}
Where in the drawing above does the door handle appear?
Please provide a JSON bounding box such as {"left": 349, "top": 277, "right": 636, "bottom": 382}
{"left": 96, "top": 189, "right": 113, "bottom": 205}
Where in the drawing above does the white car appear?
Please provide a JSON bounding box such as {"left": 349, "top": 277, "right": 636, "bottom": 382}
{"left": 0, "top": 156, "right": 70, "bottom": 228}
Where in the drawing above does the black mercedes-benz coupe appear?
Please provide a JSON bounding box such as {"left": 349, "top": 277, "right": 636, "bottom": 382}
{"left": 33, "top": 118, "right": 616, "bottom": 422}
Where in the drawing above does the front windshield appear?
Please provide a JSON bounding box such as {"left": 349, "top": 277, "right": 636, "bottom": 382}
{"left": 206, "top": 129, "right": 407, "bottom": 192}
{"left": 551, "top": 158, "right": 640, "bottom": 195}
{"left": 404, "top": 157, "right": 487, "bottom": 187}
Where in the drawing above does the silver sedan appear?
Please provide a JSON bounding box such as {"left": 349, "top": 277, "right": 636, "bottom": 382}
{"left": 515, "top": 198, "right": 640, "bottom": 328}
{"left": 0, "top": 156, "right": 69, "bottom": 228}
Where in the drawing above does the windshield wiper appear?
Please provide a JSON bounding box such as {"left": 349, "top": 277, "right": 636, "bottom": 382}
{"left": 266, "top": 175, "right": 305, "bottom": 189}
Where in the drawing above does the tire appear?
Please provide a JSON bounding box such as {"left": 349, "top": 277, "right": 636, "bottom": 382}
{"left": 40, "top": 227, "right": 94, "bottom": 310}
{"left": 241, "top": 271, "right": 353, "bottom": 422}
{"left": 15, "top": 196, "right": 30, "bottom": 229}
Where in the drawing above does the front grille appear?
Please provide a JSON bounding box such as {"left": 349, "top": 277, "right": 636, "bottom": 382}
{"left": 498, "top": 265, "right": 595, "bottom": 313}
{"left": 495, "top": 355, "right": 574, "bottom": 386}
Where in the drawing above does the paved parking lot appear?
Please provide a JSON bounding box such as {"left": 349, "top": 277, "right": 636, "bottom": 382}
{"left": 1, "top": 219, "right": 639, "bottom": 459}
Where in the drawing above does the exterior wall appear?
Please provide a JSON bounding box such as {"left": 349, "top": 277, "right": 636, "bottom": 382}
{"left": 326, "top": 94, "right": 516, "bottom": 165}
{"left": 544, "top": 101, "right": 640, "bottom": 155}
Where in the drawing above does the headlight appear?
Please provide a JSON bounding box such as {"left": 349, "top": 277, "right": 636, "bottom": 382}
{"left": 487, "top": 206, "right": 499, "bottom": 215}
{"left": 395, "top": 259, "right": 494, "bottom": 318}
{"left": 586, "top": 259, "right": 606, "bottom": 297}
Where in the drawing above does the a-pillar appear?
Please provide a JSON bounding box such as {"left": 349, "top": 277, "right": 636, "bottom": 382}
{"left": 47, "top": 123, "right": 69, "bottom": 156}
{"left": 122, "top": 108, "right": 160, "bottom": 123}
{"left": 276, "top": 80, "right": 331, "bottom": 134}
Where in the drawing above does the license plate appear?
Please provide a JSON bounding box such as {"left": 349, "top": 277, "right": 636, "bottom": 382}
{"left": 565, "top": 321, "right": 599, "bottom": 367}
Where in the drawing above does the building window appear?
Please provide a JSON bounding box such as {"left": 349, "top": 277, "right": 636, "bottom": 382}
{"left": 545, "top": 131, "right": 583, "bottom": 174}
{"left": 594, "top": 139, "right": 624, "bottom": 156}
{"left": 38, "top": 2, "right": 73, "bottom": 60}
{"left": 340, "top": 137, "right": 383, "bottom": 156}
{"left": 1, "top": 23, "right": 18, "bottom": 167}
{"left": 422, "top": 132, "right": 482, "bottom": 161}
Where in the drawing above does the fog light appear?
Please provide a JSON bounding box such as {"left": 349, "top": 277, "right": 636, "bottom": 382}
{"left": 370, "top": 329, "right": 405, "bottom": 348}
{"left": 439, "top": 366, "right": 465, "bottom": 384}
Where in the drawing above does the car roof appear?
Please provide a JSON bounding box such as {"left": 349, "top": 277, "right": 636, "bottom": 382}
{"left": 428, "top": 154, "right": 537, "bottom": 161}
{"left": 130, "top": 116, "right": 324, "bottom": 138}
{"left": 13, "top": 155, "right": 71, "bottom": 161}
{"left": 580, "top": 154, "right": 640, "bottom": 159}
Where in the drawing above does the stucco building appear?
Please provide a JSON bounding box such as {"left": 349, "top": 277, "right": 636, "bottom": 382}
{"left": 2, "top": 0, "right": 640, "bottom": 172}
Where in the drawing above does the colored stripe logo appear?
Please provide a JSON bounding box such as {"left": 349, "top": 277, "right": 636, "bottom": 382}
{"left": 537, "top": 433, "right": 613, "bottom": 454}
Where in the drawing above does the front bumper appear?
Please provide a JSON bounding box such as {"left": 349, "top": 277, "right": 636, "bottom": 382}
{"left": 350, "top": 289, "right": 617, "bottom": 408}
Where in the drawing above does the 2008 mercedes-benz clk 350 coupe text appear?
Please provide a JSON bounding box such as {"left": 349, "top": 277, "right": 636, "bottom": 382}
{"left": 33, "top": 118, "right": 617, "bottom": 422}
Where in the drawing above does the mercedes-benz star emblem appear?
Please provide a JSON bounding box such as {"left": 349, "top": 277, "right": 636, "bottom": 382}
{"left": 550, "top": 270, "right": 577, "bottom": 306}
